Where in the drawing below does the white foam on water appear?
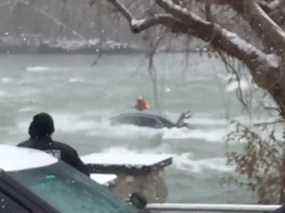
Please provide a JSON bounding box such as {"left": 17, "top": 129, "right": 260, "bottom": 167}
{"left": 226, "top": 80, "right": 250, "bottom": 92}
{"left": 172, "top": 153, "right": 233, "bottom": 173}
{"left": 25, "top": 66, "right": 50, "bottom": 72}
{"left": 15, "top": 88, "right": 39, "bottom": 97}
{"left": 25, "top": 66, "right": 70, "bottom": 73}
{"left": 87, "top": 121, "right": 163, "bottom": 139}
{"left": 91, "top": 146, "right": 232, "bottom": 174}
{"left": 82, "top": 146, "right": 173, "bottom": 166}
{"left": 189, "top": 117, "right": 227, "bottom": 126}
{"left": 15, "top": 109, "right": 231, "bottom": 145}
{"left": 16, "top": 111, "right": 227, "bottom": 143}
{"left": 68, "top": 77, "right": 85, "bottom": 83}
{"left": 216, "top": 72, "right": 231, "bottom": 82}
{"left": 52, "top": 113, "right": 98, "bottom": 132}
{"left": 165, "top": 87, "right": 171, "bottom": 93}
{"left": 71, "top": 111, "right": 164, "bottom": 138}
{"left": 165, "top": 112, "right": 227, "bottom": 126}
{"left": 54, "top": 113, "right": 160, "bottom": 137}
{"left": 1, "top": 77, "right": 13, "bottom": 84}
{"left": 163, "top": 127, "right": 226, "bottom": 143}
{"left": 0, "top": 90, "right": 8, "bottom": 97}
{"left": 17, "top": 120, "right": 30, "bottom": 134}
{"left": 16, "top": 113, "right": 93, "bottom": 134}
{"left": 18, "top": 106, "right": 37, "bottom": 113}
{"left": 16, "top": 112, "right": 161, "bottom": 139}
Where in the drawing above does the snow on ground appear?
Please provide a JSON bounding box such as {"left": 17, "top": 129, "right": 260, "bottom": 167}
{"left": 90, "top": 174, "right": 117, "bottom": 185}
{"left": 0, "top": 144, "right": 57, "bottom": 172}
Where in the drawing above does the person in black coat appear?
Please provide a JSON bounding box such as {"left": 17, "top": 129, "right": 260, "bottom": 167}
{"left": 18, "top": 112, "right": 90, "bottom": 176}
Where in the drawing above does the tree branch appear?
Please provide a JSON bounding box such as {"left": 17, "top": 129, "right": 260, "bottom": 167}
{"left": 266, "top": 0, "right": 285, "bottom": 10}
{"left": 234, "top": 0, "right": 285, "bottom": 54}
{"left": 105, "top": 0, "right": 188, "bottom": 33}
{"left": 199, "top": 0, "right": 285, "bottom": 51}
{"left": 129, "top": 14, "right": 185, "bottom": 34}
{"left": 103, "top": 0, "right": 281, "bottom": 90}
{"left": 260, "top": 0, "right": 285, "bottom": 27}
{"left": 155, "top": 0, "right": 279, "bottom": 67}
{"left": 106, "top": 0, "right": 132, "bottom": 22}
{"left": 198, "top": 0, "right": 238, "bottom": 6}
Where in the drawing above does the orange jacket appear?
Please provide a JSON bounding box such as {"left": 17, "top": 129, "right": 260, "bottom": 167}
{"left": 135, "top": 99, "right": 150, "bottom": 111}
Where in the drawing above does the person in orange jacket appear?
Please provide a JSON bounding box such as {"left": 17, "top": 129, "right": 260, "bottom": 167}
{"left": 135, "top": 96, "right": 150, "bottom": 111}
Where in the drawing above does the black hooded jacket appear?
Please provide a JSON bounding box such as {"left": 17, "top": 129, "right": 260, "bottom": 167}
{"left": 18, "top": 136, "right": 89, "bottom": 176}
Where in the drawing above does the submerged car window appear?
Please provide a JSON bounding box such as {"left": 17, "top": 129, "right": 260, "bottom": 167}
{"left": 119, "top": 115, "right": 138, "bottom": 125}
{"left": 9, "top": 162, "right": 136, "bottom": 213}
{"left": 137, "top": 116, "right": 159, "bottom": 127}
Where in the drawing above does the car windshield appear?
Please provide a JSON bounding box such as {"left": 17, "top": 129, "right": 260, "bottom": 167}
{"left": 8, "top": 161, "right": 137, "bottom": 213}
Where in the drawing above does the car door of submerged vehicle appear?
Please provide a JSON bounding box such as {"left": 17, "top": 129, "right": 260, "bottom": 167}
{"left": 8, "top": 161, "right": 138, "bottom": 213}
{"left": 111, "top": 114, "right": 139, "bottom": 126}
{"left": 136, "top": 115, "right": 163, "bottom": 129}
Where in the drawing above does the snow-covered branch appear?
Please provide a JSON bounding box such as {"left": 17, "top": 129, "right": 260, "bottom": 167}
{"left": 105, "top": 0, "right": 187, "bottom": 33}
{"left": 102, "top": 0, "right": 281, "bottom": 90}
{"left": 234, "top": 1, "right": 285, "bottom": 54}
{"left": 155, "top": 0, "right": 279, "bottom": 68}
{"left": 260, "top": 0, "right": 285, "bottom": 27}
{"left": 130, "top": 14, "right": 185, "bottom": 33}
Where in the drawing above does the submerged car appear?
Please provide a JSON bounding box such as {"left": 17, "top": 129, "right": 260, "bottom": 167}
{"left": 111, "top": 110, "right": 191, "bottom": 129}
{"left": 0, "top": 144, "right": 140, "bottom": 213}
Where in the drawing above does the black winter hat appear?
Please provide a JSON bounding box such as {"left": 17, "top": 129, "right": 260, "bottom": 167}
{"left": 29, "top": 112, "right": 55, "bottom": 138}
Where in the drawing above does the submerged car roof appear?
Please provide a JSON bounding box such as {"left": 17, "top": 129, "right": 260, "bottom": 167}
{"left": 115, "top": 112, "right": 171, "bottom": 120}
{"left": 0, "top": 144, "right": 57, "bottom": 172}
{"left": 113, "top": 112, "right": 176, "bottom": 125}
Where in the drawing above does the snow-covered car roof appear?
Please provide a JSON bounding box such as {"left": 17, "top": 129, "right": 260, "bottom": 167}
{"left": 0, "top": 144, "right": 57, "bottom": 172}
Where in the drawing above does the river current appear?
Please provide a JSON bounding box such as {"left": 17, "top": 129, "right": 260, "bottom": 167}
{"left": 0, "top": 53, "right": 256, "bottom": 203}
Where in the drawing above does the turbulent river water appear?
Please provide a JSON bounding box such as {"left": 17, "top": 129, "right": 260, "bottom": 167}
{"left": 0, "top": 53, "right": 257, "bottom": 203}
